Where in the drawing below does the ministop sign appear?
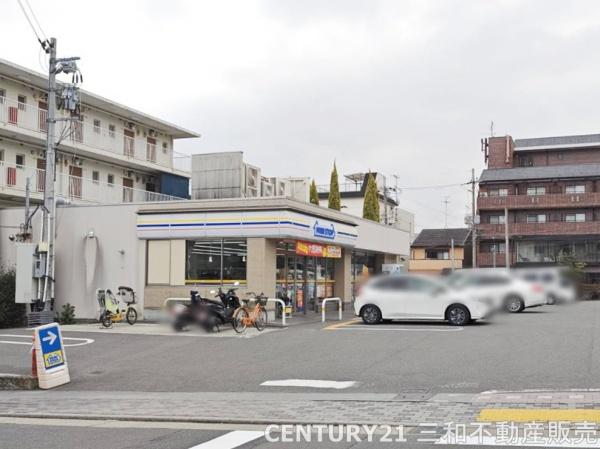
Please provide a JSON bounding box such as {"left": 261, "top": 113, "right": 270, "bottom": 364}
{"left": 38, "top": 324, "right": 65, "bottom": 369}
{"left": 34, "top": 323, "right": 70, "bottom": 389}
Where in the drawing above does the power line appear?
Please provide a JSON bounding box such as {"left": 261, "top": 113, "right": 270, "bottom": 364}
{"left": 16, "top": 0, "right": 48, "bottom": 50}
{"left": 24, "top": 0, "right": 48, "bottom": 41}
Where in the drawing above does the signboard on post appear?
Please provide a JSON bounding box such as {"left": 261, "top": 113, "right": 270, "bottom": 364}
{"left": 33, "top": 323, "right": 70, "bottom": 389}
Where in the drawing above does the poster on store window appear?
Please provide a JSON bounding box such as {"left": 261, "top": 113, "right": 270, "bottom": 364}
{"left": 295, "top": 241, "right": 341, "bottom": 258}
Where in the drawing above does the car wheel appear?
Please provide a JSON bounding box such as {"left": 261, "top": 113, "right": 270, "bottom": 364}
{"left": 446, "top": 304, "right": 470, "bottom": 326}
{"left": 505, "top": 295, "right": 524, "bottom": 313}
{"left": 546, "top": 294, "right": 557, "bottom": 305}
{"left": 361, "top": 305, "right": 382, "bottom": 325}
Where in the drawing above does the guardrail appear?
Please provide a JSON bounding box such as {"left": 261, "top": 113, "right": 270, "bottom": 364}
{"left": 321, "top": 297, "right": 343, "bottom": 322}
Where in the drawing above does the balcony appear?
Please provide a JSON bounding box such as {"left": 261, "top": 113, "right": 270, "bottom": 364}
{"left": 478, "top": 192, "right": 600, "bottom": 210}
{"left": 0, "top": 96, "right": 191, "bottom": 175}
{"left": 409, "top": 259, "right": 463, "bottom": 272}
{"left": 477, "top": 252, "right": 509, "bottom": 267}
{"left": 0, "top": 161, "right": 185, "bottom": 205}
{"left": 478, "top": 221, "right": 600, "bottom": 238}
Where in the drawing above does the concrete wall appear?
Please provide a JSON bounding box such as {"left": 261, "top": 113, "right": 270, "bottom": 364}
{"left": 0, "top": 204, "right": 144, "bottom": 320}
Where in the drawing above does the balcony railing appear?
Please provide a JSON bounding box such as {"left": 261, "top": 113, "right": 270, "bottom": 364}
{"left": 477, "top": 252, "right": 509, "bottom": 267}
{"left": 478, "top": 192, "right": 600, "bottom": 210}
{"left": 478, "top": 221, "right": 600, "bottom": 237}
{"left": 0, "top": 96, "right": 191, "bottom": 173}
{"left": 0, "top": 161, "right": 185, "bottom": 204}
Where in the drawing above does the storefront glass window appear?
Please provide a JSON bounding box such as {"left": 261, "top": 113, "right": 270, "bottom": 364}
{"left": 186, "top": 239, "right": 246, "bottom": 285}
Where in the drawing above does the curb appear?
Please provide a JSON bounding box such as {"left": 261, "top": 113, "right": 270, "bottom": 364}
{"left": 0, "top": 413, "right": 413, "bottom": 427}
{"left": 0, "top": 374, "right": 38, "bottom": 390}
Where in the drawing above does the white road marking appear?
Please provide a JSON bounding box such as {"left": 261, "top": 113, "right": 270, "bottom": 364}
{"left": 336, "top": 326, "right": 463, "bottom": 332}
{"left": 188, "top": 430, "right": 264, "bottom": 449}
{"left": 261, "top": 379, "right": 357, "bottom": 389}
{"left": 0, "top": 334, "right": 94, "bottom": 347}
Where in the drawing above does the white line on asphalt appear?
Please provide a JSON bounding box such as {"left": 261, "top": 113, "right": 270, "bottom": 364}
{"left": 188, "top": 431, "right": 264, "bottom": 449}
{"left": 261, "top": 379, "right": 357, "bottom": 389}
{"left": 0, "top": 334, "right": 94, "bottom": 347}
{"left": 335, "top": 326, "right": 463, "bottom": 332}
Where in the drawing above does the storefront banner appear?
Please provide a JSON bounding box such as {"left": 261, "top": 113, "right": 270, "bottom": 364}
{"left": 295, "top": 241, "right": 342, "bottom": 258}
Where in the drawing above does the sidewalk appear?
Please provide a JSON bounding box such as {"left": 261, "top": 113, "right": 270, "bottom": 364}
{"left": 2, "top": 390, "right": 600, "bottom": 426}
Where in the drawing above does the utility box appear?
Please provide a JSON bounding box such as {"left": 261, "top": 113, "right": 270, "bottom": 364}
{"left": 15, "top": 242, "right": 38, "bottom": 304}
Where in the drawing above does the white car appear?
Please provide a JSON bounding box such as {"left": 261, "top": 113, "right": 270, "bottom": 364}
{"left": 354, "top": 274, "right": 495, "bottom": 326}
{"left": 444, "top": 269, "right": 547, "bottom": 313}
{"left": 515, "top": 267, "right": 578, "bottom": 305}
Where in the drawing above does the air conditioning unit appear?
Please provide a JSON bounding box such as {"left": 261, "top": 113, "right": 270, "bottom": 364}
{"left": 269, "top": 177, "right": 287, "bottom": 196}
{"left": 245, "top": 164, "right": 260, "bottom": 197}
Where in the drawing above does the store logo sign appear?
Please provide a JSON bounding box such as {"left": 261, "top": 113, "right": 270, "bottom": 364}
{"left": 313, "top": 221, "right": 336, "bottom": 240}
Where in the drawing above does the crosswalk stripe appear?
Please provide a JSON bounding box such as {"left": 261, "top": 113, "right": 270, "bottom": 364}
{"left": 188, "top": 431, "right": 264, "bottom": 449}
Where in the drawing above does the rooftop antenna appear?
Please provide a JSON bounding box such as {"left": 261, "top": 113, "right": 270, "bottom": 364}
{"left": 490, "top": 120, "right": 495, "bottom": 137}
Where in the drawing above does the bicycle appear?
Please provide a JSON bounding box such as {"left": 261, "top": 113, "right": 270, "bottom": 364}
{"left": 232, "top": 292, "right": 268, "bottom": 334}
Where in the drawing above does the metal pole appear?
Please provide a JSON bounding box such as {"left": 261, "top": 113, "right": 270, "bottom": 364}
{"left": 450, "top": 238, "right": 455, "bottom": 272}
{"left": 504, "top": 207, "right": 510, "bottom": 270}
{"left": 24, "top": 177, "right": 30, "bottom": 239}
{"left": 42, "top": 37, "right": 57, "bottom": 309}
{"left": 471, "top": 168, "right": 477, "bottom": 268}
{"left": 383, "top": 175, "right": 388, "bottom": 225}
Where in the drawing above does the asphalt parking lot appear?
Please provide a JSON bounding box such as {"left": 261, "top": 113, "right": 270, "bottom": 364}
{"left": 2, "top": 300, "right": 600, "bottom": 395}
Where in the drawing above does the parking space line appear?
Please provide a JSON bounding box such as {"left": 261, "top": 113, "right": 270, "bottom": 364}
{"left": 324, "top": 322, "right": 463, "bottom": 332}
{"left": 478, "top": 408, "right": 600, "bottom": 423}
{"left": 323, "top": 319, "right": 358, "bottom": 330}
{"left": 188, "top": 430, "right": 264, "bottom": 449}
{"left": 261, "top": 379, "right": 357, "bottom": 389}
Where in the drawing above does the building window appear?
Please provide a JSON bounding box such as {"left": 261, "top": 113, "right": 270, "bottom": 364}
{"left": 186, "top": 239, "right": 247, "bottom": 285}
{"left": 108, "top": 124, "right": 116, "bottom": 138}
{"left": 92, "top": 171, "right": 99, "bottom": 183}
{"left": 518, "top": 155, "right": 533, "bottom": 167}
{"left": 489, "top": 215, "right": 506, "bottom": 225}
{"left": 527, "top": 214, "right": 547, "bottom": 223}
{"left": 0, "top": 149, "right": 4, "bottom": 162}
{"left": 93, "top": 119, "right": 101, "bottom": 134}
{"left": 162, "top": 142, "right": 168, "bottom": 154}
{"left": 425, "top": 249, "right": 449, "bottom": 260}
{"left": 526, "top": 186, "right": 546, "bottom": 196}
{"left": 565, "top": 213, "right": 585, "bottom": 223}
{"left": 566, "top": 185, "right": 585, "bottom": 194}
{"left": 0, "top": 89, "right": 5, "bottom": 104}
{"left": 15, "top": 154, "right": 25, "bottom": 169}
{"left": 488, "top": 188, "right": 508, "bottom": 197}
{"left": 107, "top": 174, "right": 114, "bottom": 185}
{"left": 17, "top": 95, "right": 26, "bottom": 111}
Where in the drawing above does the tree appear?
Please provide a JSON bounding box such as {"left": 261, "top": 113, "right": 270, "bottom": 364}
{"left": 328, "top": 162, "right": 341, "bottom": 211}
{"left": 362, "top": 172, "right": 380, "bottom": 222}
{"left": 309, "top": 180, "right": 320, "bottom": 206}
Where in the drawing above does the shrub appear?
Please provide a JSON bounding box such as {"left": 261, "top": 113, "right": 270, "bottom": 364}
{"left": 56, "top": 303, "right": 76, "bottom": 325}
{"left": 0, "top": 269, "right": 26, "bottom": 328}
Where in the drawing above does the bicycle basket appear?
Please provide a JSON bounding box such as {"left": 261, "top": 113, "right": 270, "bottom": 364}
{"left": 256, "top": 297, "right": 268, "bottom": 307}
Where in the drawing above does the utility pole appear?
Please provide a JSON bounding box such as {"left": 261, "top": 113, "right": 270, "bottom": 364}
{"left": 37, "top": 37, "right": 82, "bottom": 313}
{"left": 41, "top": 37, "right": 57, "bottom": 309}
{"left": 471, "top": 168, "right": 477, "bottom": 268}
{"left": 450, "top": 238, "right": 455, "bottom": 272}
{"left": 382, "top": 175, "right": 388, "bottom": 225}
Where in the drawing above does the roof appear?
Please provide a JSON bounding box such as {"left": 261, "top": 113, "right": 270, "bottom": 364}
{"left": 0, "top": 58, "right": 199, "bottom": 139}
{"left": 412, "top": 228, "right": 471, "bottom": 247}
{"left": 515, "top": 133, "right": 600, "bottom": 152}
{"left": 479, "top": 163, "right": 600, "bottom": 183}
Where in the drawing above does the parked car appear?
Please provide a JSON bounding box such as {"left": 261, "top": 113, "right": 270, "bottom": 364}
{"left": 353, "top": 274, "right": 495, "bottom": 326}
{"left": 514, "top": 267, "right": 578, "bottom": 305}
{"left": 444, "top": 269, "right": 547, "bottom": 313}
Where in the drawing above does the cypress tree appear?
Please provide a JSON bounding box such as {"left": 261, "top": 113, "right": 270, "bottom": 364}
{"left": 309, "top": 180, "right": 320, "bottom": 205}
{"left": 328, "top": 162, "right": 341, "bottom": 211}
{"left": 363, "top": 172, "right": 380, "bottom": 222}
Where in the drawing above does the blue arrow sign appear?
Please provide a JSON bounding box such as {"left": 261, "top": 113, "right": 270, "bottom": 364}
{"left": 38, "top": 324, "right": 65, "bottom": 370}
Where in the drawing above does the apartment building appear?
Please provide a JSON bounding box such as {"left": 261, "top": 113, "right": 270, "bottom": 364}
{"left": 477, "top": 134, "right": 600, "bottom": 281}
{"left": 0, "top": 58, "right": 197, "bottom": 207}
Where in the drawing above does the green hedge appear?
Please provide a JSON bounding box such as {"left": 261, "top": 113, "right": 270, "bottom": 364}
{"left": 0, "top": 269, "right": 26, "bottom": 328}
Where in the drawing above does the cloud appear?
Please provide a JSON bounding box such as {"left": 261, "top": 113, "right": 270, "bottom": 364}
{"left": 4, "top": 0, "right": 600, "bottom": 230}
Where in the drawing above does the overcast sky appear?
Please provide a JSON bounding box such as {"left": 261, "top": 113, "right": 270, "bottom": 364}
{"left": 4, "top": 0, "right": 600, "bottom": 230}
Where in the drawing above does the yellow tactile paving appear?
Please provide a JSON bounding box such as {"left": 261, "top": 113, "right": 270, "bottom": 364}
{"left": 478, "top": 408, "right": 600, "bottom": 423}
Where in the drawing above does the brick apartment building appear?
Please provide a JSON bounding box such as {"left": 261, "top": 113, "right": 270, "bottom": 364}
{"left": 477, "top": 133, "right": 600, "bottom": 284}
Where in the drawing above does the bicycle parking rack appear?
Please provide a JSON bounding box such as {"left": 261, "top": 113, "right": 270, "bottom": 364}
{"left": 321, "top": 297, "right": 343, "bottom": 322}
{"left": 267, "top": 298, "right": 288, "bottom": 326}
